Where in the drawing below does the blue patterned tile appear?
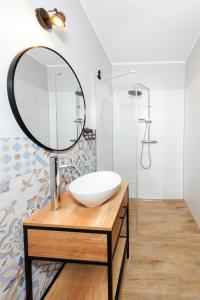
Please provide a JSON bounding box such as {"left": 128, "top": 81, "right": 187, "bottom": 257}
{"left": 0, "top": 177, "right": 10, "bottom": 194}
{"left": 0, "top": 133, "right": 96, "bottom": 299}
{"left": 13, "top": 162, "right": 23, "bottom": 171}
{"left": 23, "top": 151, "right": 31, "bottom": 159}
{"left": 12, "top": 142, "right": 22, "bottom": 152}
{"left": 1, "top": 154, "right": 12, "bottom": 164}
{"left": 0, "top": 138, "right": 36, "bottom": 179}
{"left": 35, "top": 154, "right": 49, "bottom": 168}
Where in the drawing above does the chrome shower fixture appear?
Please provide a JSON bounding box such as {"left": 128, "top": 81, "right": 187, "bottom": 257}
{"left": 138, "top": 119, "right": 152, "bottom": 124}
{"left": 128, "top": 90, "right": 142, "bottom": 96}
{"left": 129, "top": 83, "right": 158, "bottom": 169}
{"left": 98, "top": 70, "right": 136, "bottom": 81}
{"left": 138, "top": 118, "right": 152, "bottom": 124}
{"left": 75, "top": 90, "right": 83, "bottom": 96}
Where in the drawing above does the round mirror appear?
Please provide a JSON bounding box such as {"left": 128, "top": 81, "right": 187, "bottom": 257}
{"left": 7, "top": 46, "right": 86, "bottom": 151}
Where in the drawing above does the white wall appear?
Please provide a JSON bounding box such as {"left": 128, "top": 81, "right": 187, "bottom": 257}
{"left": 0, "top": 1, "right": 112, "bottom": 299}
{"left": 184, "top": 38, "right": 200, "bottom": 227}
{"left": 0, "top": 0, "right": 111, "bottom": 138}
{"left": 113, "top": 63, "right": 185, "bottom": 199}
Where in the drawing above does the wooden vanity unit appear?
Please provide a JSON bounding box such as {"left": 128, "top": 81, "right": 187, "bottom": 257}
{"left": 23, "top": 182, "right": 129, "bottom": 300}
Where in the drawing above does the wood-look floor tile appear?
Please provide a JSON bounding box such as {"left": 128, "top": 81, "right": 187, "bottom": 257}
{"left": 180, "top": 296, "right": 200, "bottom": 300}
{"left": 119, "top": 290, "right": 154, "bottom": 300}
{"left": 121, "top": 200, "right": 200, "bottom": 299}
{"left": 121, "top": 271, "right": 179, "bottom": 295}
{"left": 131, "top": 239, "right": 200, "bottom": 258}
{"left": 125, "top": 256, "right": 177, "bottom": 273}
{"left": 153, "top": 295, "right": 179, "bottom": 300}
{"left": 179, "top": 273, "right": 200, "bottom": 297}
{"left": 154, "top": 296, "right": 200, "bottom": 300}
{"left": 126, "top": 254, "right": 200, "bottom": 275}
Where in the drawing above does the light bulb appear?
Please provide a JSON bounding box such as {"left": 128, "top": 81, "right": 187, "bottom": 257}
{"left": 51, "top": 12, "right": 66, "bottom": 28}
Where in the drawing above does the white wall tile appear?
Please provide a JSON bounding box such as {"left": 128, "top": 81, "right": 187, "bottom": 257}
{"left": 113, "top": 88, "right": 184, "bottom": 200}
{"left": 114, "top": 106, "right": 136, "bottom": 123}
{"left": 137, "top": 184, "right": 164, "bottom": 199}
{"left": 162, "top": 90, "right": 184, "bottom": 107}
{"left": 151, "top": 107, "right": 184, "bottom": 123}
{"left": 164, "top": 155, "right": 183, "bottom": 170}
{"left": 115, "top": 122, "right": 137, "bottom": 139}
{"left": 165, "top": 170, "right": 183, "bottom": 186}
{"left": 137, "top": 170, "right": 165, "bottom": 185}
{"left": 115, "top": 138, "right": 137, "bottom": 154}
{"left": 130, "top": 183, "right": 137, "bottom": 198}
{"left": 165, "top": 185, "right": 183, "bottom": 199}
{"left": 163, "top": 123, "right": 184, "bottom": 139}
{"left": 164, "top": 139, "right": 183, "bottom": 155}
{"left": 137, "top": 154, "right": 165, "bottom": 170}
{"left": 114, "top": 168, "right": 132, "bottom": 183}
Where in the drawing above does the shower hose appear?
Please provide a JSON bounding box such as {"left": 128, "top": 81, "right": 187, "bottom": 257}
{"left": 140, "top": 121, "right": 151, "bottom": 169}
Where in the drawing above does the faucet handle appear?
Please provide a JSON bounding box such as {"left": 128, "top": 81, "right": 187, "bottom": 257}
{"left": 58, "top": 155, "right": 70, "bottom": 164}
{"left": 59, "top": 164, "right": 75, "bottom": 170}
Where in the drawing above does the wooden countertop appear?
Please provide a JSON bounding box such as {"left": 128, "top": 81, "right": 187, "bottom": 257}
{"left": 23, "top": 181, "right": 128, "bottom": 231}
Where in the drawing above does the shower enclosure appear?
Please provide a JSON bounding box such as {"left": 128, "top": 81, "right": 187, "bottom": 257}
{"left": 128, "top": 83, "right": 157, "bottom": 170}
{"left": 111, "top": 71, "right": 184, "bottom": 200}
{"left": 95, "top": 69, "right": 184, "bottom": 201}
{"left": 113, "top": 85, "right": 162, "bottom": 200}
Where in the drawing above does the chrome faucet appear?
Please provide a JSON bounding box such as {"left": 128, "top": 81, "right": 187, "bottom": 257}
{"left": 50, "top": 155, "right": 75, "bottom": 211}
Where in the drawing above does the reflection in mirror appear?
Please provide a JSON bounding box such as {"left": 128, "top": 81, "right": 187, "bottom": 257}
{"left": 10, "top": 47, "right": 85, "bottom": 151}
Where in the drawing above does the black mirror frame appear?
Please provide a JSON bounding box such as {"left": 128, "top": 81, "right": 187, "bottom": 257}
{"left": 7, "top": 46, "right": 86, "bottom": 152}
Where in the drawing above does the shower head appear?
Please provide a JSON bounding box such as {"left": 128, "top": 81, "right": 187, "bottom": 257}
{"left": 75, "top": 90, "right": 83, "bottom": 96}
{"left": 128, "top": 90, "right": 142, "bottom": 96}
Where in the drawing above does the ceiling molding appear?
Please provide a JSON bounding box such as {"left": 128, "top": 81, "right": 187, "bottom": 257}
{"left": 112, "top": 61, "right": 185, "bottom": 66}
{"left": 185, "top": 33, "right": 200, "bottom": 62}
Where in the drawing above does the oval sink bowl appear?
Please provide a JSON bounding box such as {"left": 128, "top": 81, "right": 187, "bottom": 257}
{"left": 68, "top": 171, "right": 121, "bottom": 207}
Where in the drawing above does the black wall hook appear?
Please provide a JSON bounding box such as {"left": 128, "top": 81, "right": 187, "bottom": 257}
{"left": 97, "top": 70, "right": 101, "bottom": 80}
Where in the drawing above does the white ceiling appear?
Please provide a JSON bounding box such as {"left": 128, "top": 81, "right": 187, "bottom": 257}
{"left": 80, "top": 0, "right": 200, "bottom": 63}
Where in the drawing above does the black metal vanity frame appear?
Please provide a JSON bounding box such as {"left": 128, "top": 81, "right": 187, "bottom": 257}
{"left": 23, "top": 202, "right": 129, "bottom": 300}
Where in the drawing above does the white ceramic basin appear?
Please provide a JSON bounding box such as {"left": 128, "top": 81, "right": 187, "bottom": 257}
{"left": 68, "top": 171, "right": 121, "bottom": 207}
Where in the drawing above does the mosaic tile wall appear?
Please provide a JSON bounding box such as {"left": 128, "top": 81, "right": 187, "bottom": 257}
{"left": 0, "top": 136, "right": 96, "bottom": 300}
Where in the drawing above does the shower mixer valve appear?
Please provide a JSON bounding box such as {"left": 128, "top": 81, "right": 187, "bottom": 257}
{"left": 138, "top": 118, "right": 152, "bottom": 124}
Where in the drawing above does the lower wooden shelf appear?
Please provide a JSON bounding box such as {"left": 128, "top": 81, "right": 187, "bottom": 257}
{"left": 44, "top": 237, "right": 126, "bottom": 300}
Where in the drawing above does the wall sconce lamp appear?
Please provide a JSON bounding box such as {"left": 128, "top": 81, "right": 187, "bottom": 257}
{"left": 36, "top": 8, "right": 66, "bottom": 30}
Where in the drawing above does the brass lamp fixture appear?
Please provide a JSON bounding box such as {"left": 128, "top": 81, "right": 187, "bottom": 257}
{"left": 36, "top": 8, "right": 66, "bottom": 30}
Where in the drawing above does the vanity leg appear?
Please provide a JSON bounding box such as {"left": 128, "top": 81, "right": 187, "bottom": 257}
{"left": 24, "top": 227, "right": 33, "bottom": 300}
{"left": 126, "top": 202, "right": 129, "bottom": 259}
{"left": 107, "top": 232, "right": 113, "bottom": 300}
